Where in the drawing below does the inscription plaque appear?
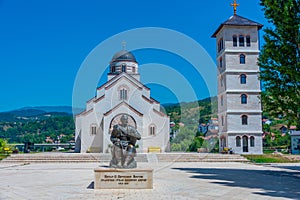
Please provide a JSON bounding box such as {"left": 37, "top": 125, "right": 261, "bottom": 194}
{"left": 94, "top": 168, "right": 153, "bottom": 189}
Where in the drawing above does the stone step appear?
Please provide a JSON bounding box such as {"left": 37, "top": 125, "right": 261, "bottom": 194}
{"left": 1, "top": 153, "right": 248, "bottom": 163}
{"left": 1, "top": 153, "right": 148, "bottom": 163}
{"left": 156, "top": 153, "right": 248, "bottom": 162}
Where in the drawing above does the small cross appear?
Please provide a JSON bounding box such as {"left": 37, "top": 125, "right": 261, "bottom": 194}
{"left": 122, "top": 41, "right": 126, "bottom": 50}
{"left": 231, "top": 0, "right": 239, "bottom": 15}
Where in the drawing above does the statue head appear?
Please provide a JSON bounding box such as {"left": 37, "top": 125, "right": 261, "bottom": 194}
{"left": 120, "top": 114, "right": 128, "bottom": 125}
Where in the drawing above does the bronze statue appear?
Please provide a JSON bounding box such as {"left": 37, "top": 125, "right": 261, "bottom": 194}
{"left": 109, "top": 114, "right": 141, "bottom": 168}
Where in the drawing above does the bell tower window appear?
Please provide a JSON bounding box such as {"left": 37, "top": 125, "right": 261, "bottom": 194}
{"left": 240, "top": 74, "right": 247, "bottom": 84}
{"left": 239, "top": 35, "right": 244, "bottom": 46}
{"left": 241, "top": 94, "right": 247, "bottom": 104}
{"left": 246, "top": 35, "right": 251, "bottom": 47}
{"left": 218, "top": 38, "right": 224, "bottom": 52}
{"left": 219, "top": 57, "right": 223, "bottom": 68}
{"left": 240, "top": 54, "right": 246, "bottom": 64}
{"left": 233, "top": 35, "right": 237, "bottom": 47}
{"left": 221, "top": 95, "right": 224, "bottom": 106}
{"left": 242, "top": 115, "right": 248, "bottom": 125}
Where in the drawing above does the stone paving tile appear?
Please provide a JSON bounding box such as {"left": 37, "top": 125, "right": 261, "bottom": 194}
{"left": 0, "top": 162, "right": 299, "bottom": 200}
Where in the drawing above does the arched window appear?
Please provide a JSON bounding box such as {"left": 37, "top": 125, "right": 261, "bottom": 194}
{"left": 218, "top": 38, "right": 224, "bottom": 52}
{"left": 239, "top": 35, "right": 244, "bottom": 46}
{"left": 121, "top": 64, "right": 126, "bottom": 72}
{"left": 119, "top": 88, "right": 127, "bottom": 100}
{"left": 236, "top": 136, "right": 241, "bottom": 147}
{"left": 90, "top": 124, "right": 97, "bottom": 135}
{"left": 149, "top": 124, "right": 156, "bottom": 136}
{"left": 242, "top": 115, "right": 248, "bottom": 125}
{"left": 241, "top": 94, "right": 247, "bottom": 104}
{"left": 240, "top": 54, "right": 246, "bottom": 64}
{"left": 220, "top": 76, "right": 223, "bottom": 87}
{"left": 233, "top": 35, "right": 237, "bottom": 47}
{"left": 246, "top": 35, "right": 251, "bottom": 47}
{"left": 221, "top": 115, "right": 224, "bottom": 126}
{"left": 240, "top": 74, "right": 247, "bottom": 84}
{"left": 221, "top": 95, "right": 224, "bottom": 106}
{"left": 250, "top": 136, "right": 255, "bottom": 147}
{"left": 219, "top": 57, "right": 223, "bottom": 68}
{"left": 132, "top": 66, "right": 136, "bottom": 73}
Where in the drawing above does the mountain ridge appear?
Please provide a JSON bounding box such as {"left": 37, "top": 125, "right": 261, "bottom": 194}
{"left": 0, "top": 106, "right": 84, "bottom": 122}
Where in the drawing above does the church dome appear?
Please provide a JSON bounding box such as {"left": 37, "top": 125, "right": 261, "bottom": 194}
{"left": 111, "top": 50, "right": 137, "bottom": 62}
{"left": 108, "top": 49, "right": 139, "bottom": 78}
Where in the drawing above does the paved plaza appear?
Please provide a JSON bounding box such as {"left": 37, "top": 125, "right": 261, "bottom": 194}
{"left": 0, "top": 161, "right": 300, "bottom": 200}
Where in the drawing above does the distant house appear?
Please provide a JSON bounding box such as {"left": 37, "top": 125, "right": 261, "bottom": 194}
{"left": 274, "top": 124, "right": 297, "bottom": 134}
{"left": 208, "top": 118, "right": 219, "bottom": 131}
{"left": 262, "top": 118, "right": 272, "bottom": 125}
{"left": 291, "top": 131, "right": 300, "bottom": 154}
{"left": 198, "top": 118, "right": 219, "bottom": 134}
{"left": 198, "top": 124, "right": 208, "bottom": 134}
{"left": 170, "top": 122, "right": 176, "bottom": 128}
{"left": 178, "top": 122, "right": 185, "bottom": 127}
{"left": 45, "top": 137, "right": 53, "bottom": 143}
{"left": 279, "top": 126, "right": 288, "bottom": 134}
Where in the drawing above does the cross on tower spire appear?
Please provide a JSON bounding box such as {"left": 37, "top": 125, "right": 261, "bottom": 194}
{"left": 122, "top": 41, "right": 126, "bottom": 50}
{"left": 231, "top": 0, "right": 239, "bottom": 15}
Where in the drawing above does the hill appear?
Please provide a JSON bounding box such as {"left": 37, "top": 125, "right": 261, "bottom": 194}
{"left": 0, "top": 98, "right": 216, "bottom": 146}
{"left": 163, "top": 96, "right": 217, "bottom": 125}
{"left": 0, "top": 106, "right": 84, "bottom": 122}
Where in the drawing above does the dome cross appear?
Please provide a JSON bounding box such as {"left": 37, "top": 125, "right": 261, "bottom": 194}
{"left": 231, "top": 0, "right": 239, "bottom": 15}
{"left": 122, "top": 41, "right": 126, "bottom": 50}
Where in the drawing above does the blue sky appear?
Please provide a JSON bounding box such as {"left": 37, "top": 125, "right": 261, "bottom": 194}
{"left": 0, "top": 0, "right": 268, "bottom": 112}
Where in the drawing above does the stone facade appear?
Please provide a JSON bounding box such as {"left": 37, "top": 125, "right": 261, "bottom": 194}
{"left": 212, "top": 15, "right": 263, "bottom": 154}
{"left": 75, "top": 50, "right": 170, "bottom": 153}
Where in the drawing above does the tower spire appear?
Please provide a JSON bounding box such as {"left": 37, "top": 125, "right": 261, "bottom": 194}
{"left": 231, "top": 0, "right": 239, "bottom": 15}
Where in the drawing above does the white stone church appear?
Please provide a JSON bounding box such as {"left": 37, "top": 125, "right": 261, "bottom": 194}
{"left": 75, "top": 50, "right": 170, "bottom": 153}
{"left": 212, "top": 9, "right": 264, "bottom": 154}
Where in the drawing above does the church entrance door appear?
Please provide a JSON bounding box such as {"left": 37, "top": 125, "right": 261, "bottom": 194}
{"left": 242, "top": 136, "right": 248, "bottom": 152}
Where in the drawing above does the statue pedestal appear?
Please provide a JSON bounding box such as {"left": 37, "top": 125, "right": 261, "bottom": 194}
{"left": 94, "top": 168, "right": 153, "bottom": 189}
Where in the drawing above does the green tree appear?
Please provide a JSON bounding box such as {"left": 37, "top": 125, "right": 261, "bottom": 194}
{"left": 259, "top": 0, "right": 300, "bottom": 128}
{"left": 188, "top": 137, "right": 204, "bottom": 152}
{"left": 0, "top": 138, "right": 12, "bottom": 154}
{"left": 171, "top": 127, "right": 195, "bottom": 151}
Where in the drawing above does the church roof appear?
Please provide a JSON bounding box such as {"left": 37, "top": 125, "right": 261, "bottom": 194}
{"left": 103, "top": 101, "right": 143, "bottom": 117}
{"left": 211, "top": 14, "right": 263, "bottom": 38}
{"left": 97, "top": 72, "right": 150, "bottom": 91}
{"left": 111, "top": 50, "right": 137, "bottom": 63}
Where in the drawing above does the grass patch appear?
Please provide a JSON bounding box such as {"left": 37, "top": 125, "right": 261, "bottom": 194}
{"left": 0, "top": 154, "right": 9, "bottom": 161}
{"left": 263, "top": 149, "right": 275, "bottom": 154}
{"left": 243, "top": 154, "right": 299, "bottom": 163}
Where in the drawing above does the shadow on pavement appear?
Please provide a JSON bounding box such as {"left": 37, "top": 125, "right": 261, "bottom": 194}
{"left": 173, "top": 167, "right": 300, "bottom": 199}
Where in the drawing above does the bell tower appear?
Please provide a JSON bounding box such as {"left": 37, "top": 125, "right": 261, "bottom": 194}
{"left": 212, "top": 1, "right": 263, "bottom": 154}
